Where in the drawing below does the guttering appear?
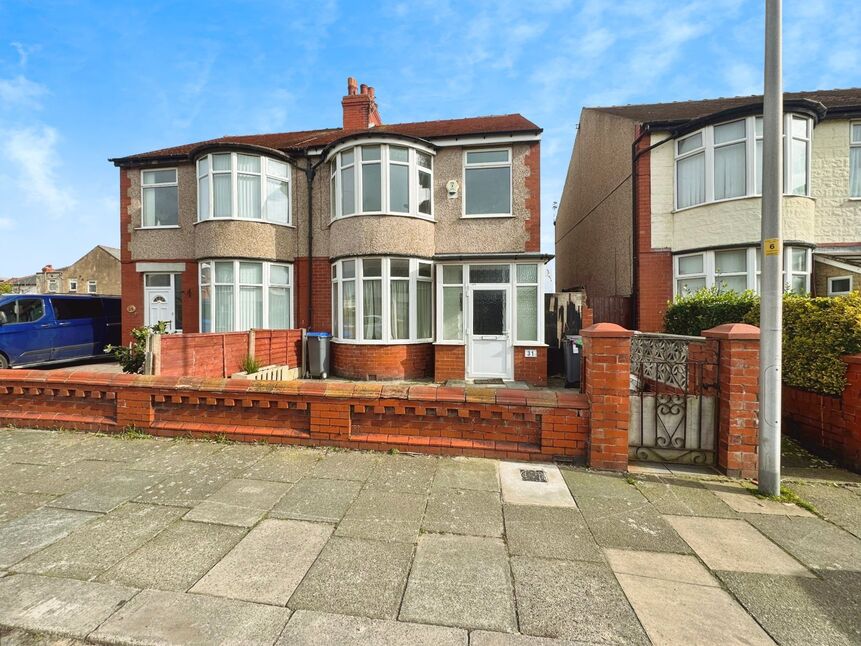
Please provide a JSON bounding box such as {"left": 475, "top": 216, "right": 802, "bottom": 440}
{"left": 433, "top": 252, "right": 554, "bottom": 263}
{"left": 109, "top": 142, "right": 298, "bottom": 168}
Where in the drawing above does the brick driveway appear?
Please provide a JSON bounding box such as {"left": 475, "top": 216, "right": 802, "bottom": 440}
{"left": 0, "top": 428, "right": 858, "bottom": 645}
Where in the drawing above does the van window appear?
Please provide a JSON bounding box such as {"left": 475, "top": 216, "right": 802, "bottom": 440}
{"left": 51, "top": 298, "right": 103, "bottom": 320}
{"left": 0, "top": 299, "right": 45, "bottom": 324}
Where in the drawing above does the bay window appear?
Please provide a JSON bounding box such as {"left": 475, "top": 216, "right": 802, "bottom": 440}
{"left": 674, "top": 246, "right": 811, "bottom": 296}
{"left": 675, "top": 114, "right": 812, "bottom": 210}
{"left": 331, "top": 257, "right": 433, "bottom": 343}
{"left": 197, "top": 152, "right": 291, "bottom": 224}
{"left": 141, "top": 168, "right": 178, "bottom": 227}
{"left": 329, "top": 142, "right": 434, "bottom": 219}
{"left": 850, "top": 122, "right": 861, "bottom": 197}
{"left": 464, "top": 148, "right": 512, "bottom": 216}
{"left": 199, "top": 260, "right": 292, "bottom": 332}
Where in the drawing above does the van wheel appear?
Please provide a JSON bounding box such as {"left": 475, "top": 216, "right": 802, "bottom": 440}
{"left": 0, "top": 354, "right": 8, "bottom": 370}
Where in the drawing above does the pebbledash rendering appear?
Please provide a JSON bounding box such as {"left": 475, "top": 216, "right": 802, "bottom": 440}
{"left": 111, "top": 78, "right": 547, "bottom": 384}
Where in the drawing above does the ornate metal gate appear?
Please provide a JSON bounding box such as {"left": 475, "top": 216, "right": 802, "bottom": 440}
{"left": 629, "top": 333, "right": 719, "bottom": 465}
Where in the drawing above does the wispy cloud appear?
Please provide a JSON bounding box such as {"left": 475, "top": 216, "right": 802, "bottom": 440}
{"left": 0, "top": 75, "right": 47, "bottom": 109}
{"left": 0, "top": 217, "right": 13, "bottom": 230}
{"left": 10, "top": 42, "right": 40, "bottom": 67}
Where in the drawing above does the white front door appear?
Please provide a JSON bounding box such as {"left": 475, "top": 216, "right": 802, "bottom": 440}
{"left": 144, "top": 273, "right": 178, "bottom": 332}
{"left": 467, "top": 285, "right": 512, "bottom": 380}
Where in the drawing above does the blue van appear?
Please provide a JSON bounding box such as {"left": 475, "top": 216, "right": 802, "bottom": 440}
{"left": 0, "top": 294, "right": 121, "bottom": 369}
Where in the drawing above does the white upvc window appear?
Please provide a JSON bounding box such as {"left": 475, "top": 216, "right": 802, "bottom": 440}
{"left": 329, "top": 142, "right": 434, "bottom": 220}
{"left": 68, "top": 279, "right": 77, "bottom": 293}
{"left": 828, "top": 275, "right": 853, "bottom": 296}
{"left": 196, "top": 152, "right": 292, "bottom": 225}
{"left": 515, "top": 264, "right": 540, "bottom": 342}
{"left": 198, "top": 260, "right": 292, "bottom": 333}
{"left": 46, "top": 279, "right": 58, "bottom": 293}
{"left": 87, "top": 280, "right": 97, "bottom": 294}
{"left": 463, "top": 148, "right": 512, "bottom": 217}
{"left": 331, "top": 257, "right": 433, "bottom": 343}
{"left": 675, "top": 113, "right": 812, "bottom": 210}
{"left": 850, "top": 122, "right": 861, "bottom": 198}
{"left": 141, "top": 168, "right": 178, "bottom": 227}
{"left": 439, "top": 265, "right": 464, "bottom": 342}
{"left": 674, "top": 246, "right": 812, "bottom": 297}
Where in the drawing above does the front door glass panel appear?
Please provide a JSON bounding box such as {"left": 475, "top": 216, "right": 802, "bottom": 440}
{"left": 472, "top": 290, "right": 506, "bottom": 335}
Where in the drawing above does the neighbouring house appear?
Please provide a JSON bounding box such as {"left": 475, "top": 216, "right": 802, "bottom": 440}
{"left": 110, "top": 77, "right": 547, "bottom": 383}
{"left": 4, "top": 246, "right": 121, "bottom": 296}
{"left": 555, "top": 88, "right": 861, "bottom": 331}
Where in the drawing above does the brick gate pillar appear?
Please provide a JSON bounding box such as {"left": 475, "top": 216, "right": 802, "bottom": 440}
{"left": 702, "top": 323, "right": 760, "bottom": 478}
{"left": 582, "top": 323, "right": 633, "bottom": 471}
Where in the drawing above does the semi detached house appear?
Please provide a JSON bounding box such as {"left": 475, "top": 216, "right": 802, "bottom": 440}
{"left": 111, "top": 78, "right": 547, "bottom": 383}
{"left": 555, "top": 88, "right": 861, "bottom": 331}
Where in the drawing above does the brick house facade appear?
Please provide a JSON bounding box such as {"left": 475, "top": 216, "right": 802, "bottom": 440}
{"left": 111, "top": 78, "right": 548, "bottom": 383}
{"left": 555, "top": 89, "right": 861, "bottom": 331}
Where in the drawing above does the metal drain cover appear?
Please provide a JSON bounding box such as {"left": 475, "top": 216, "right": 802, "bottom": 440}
{"left": 520, "top": 469, "right": 547, "bottom": 483}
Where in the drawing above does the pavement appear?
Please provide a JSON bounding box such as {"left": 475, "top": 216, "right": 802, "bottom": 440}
{"left": 0, "top": 429, "right": 857, "bottom": 645}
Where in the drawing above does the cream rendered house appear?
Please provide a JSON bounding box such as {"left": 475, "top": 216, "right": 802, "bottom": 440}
{"left": 555, "top": 88, "right": 861, "bottom": 331}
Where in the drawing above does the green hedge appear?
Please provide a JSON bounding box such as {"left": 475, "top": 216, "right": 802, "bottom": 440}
{"left": 664, "top": 289, "right": 861, "bottom": 395}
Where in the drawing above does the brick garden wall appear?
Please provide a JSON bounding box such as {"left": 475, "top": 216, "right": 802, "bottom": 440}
{"left": 783, "top": 355, "right": 861, "bottom": 472}
{"left": 331, "top": 343, "right": 433, "bottom": 380}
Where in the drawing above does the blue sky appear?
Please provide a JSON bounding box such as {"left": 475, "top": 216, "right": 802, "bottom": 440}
{"left": 1, "top": 0, "right": 859, "bottom": 281}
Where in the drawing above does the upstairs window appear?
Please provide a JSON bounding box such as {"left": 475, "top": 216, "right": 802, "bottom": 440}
{"left": 850, "top": 122, "right": 861, "bottom": 198}
{"left": 141, "top": 169, "right": 178, "bottom": 227}
{"left": 68, "top": 279, "right": 77, "bottom": 293}
{"left": 330, "top": 143, "right": 434, "bottom": 220}
{"left": 464, "top": 149, "right": 512, "bottom": 216}
{"left": 675, "top": 114, "right": 812, "bottom": 210}
{"left": 87, "top": 280, "right": 97, "bottom": 294}
{"left": 197, "top": 153, "right": 291, "bottom": 225}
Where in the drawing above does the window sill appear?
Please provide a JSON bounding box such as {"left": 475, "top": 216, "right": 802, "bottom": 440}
{"left": 673, "top": 193, "right": 814, "bottom": 214}
{"left": 460, "top": 214, "right": 515, "bottom": 219}
{"left": 332, "top": 338, "right": 434, "bottom": 345}
{"left": 330, "top": 212, "right": 435, "bottom": 224}
{"left": 513, "top": 341, "right": 548, "bottom": 347}
{"left": 194, "top": 218, "right": 295, "bottom": 229}
{"left": 135, "top": 225, "right": 181, "bottom": 230}
{"left": 434, "top": 340, "right": 465, "bottom": 346}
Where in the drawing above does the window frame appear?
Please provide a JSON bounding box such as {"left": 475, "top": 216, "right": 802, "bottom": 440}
{"left": 46, "top": 279, "right": 58, "bottom": 293}
{"left": 674, "top": 113, "right": 812, "bottom": 212}
{"left": 68, "top": 279, "right": 77, "bottom": 293}
{"left": 198, "top": 259, "right": 293, "bottom": 332}
{"left": 462, "top": 147, "right": 513, "bottom": 218}
{"left": 195, "top": 152, "right": 293, "bottom": 226}
{"left": 87, "top": 280, "right": 97, "bottom": 294}
{"left": 328, "top": 140, "right": 435, "bottom": 222}
{"left": 850, "top": 121, "right": 861, "bottom": 199}
{"left": 139, "top": 167, "right": 179, "bottom": 229}
{"left": 828, "top": 275, "right": 853, "bottom": 296}
{"left": 330, "top": 257, "right": 434, "bottom": 344}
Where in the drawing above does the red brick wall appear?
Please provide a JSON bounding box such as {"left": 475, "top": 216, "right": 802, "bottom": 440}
{"left": 295, "top": 257, "right": 332, "bottom": 333}
{"left": 0, "top": 371, "right": 589, "bottom": 462}
{"left": 332, "top": 343, "right": 433, "bottom": 380}
{"left": 524, "top": 142, "right": 541, "bottom": 253}
{"left": 783, "top": 356, "right": 861, "bottom": 472}
{"left": 435, "top": 345, "right": 465, "bottom": 382}
{"left": 513, "top": 346, "right": 548, "bottom": 386}
{"left": 634, "top": 132, "right": 673, "bottom": 332}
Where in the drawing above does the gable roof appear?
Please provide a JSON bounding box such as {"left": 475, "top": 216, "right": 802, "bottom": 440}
{"left": 110, "top": 114, "right": 541, "bottom": 166}
{"left": 97, "top": 245, "right": 121, "bottom": 260}
{"left": 591, "top": 88, "right": 861, "bottom": 128}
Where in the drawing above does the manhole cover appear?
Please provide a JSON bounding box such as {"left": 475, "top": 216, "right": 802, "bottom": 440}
{"left": 520, "top": 469, "right": 547, "bottom": 483}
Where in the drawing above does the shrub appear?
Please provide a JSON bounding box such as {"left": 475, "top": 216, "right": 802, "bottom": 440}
{"left": 663, "top": 287, "right": 759, "bottom": 336}
{"left": 241, "top": 354, "right": 261, "bottom": 374}
{"left": 104, "top": 321, "right": 168, "bottom": 374}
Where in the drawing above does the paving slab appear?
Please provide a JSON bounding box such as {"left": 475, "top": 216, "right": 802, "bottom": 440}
{"left": 470, "top": 632, "right": 604, "bottom": 646}
{"left": 203, "top": 443, "right": 274, "bottom": 473}
{"left": 130, "top": 440, "right": 223, "bottom": 473}
{"left": 29, "top": 460, "right": 126, "bottom": 496}
{"left": 0, "top": 463, "right": 55, "bottom": 494}
{"left": 499, "top": 462, "right": 576, "bottom": 508}
{"left": 69, "top": 433, "right": 163, "bottom": 463}
{"left": 400, "top": 534, "right": 516, "bottom": 633}
{"left": 0, "top": 432, "right": 90, "bottom": 466}
{"left": 48, "top": 469, "right": 165, "bottom": 513}
{"left": 744, "top": 514, "right": 861, "bottom": 571}
{"left": 422, "top": 488, "right": 503, "bottom": 537}
{"left": 561, "top": 468, "right": 644, "bottom": 502}
{"left": 0, "top": 507, "right": 99, "bottom": 569}
{"left": 666, "top": 516, "right": 813, "bottom": 576}
{"left": 269, "top": 477, "right": 361, "bottom": 523}
{"left": 289, "top": 537, "right": 413, "bottom": 619}
{"left": 13, "top": 502, "right": 185, "bottom": 579}
{"left": 576, "top": 495, "right": 692, "bottom": 553}
{"left": 634, "top": 476, "right": 738, "bottom": 517}
{"left": 503, "top": 504, "right": 602, "bottom": 562}
{"left": 335, "top": 489, "right": 426, "bottom": 543}
{"left": 183, "top": 478, "right": 292, "bottom": 527}
{"left": 365, "top": 454, "right": 438, "bottom": 493}
{"left": 710, "top": 482, "right": 814, "bottom": 516}
{"left": 0, "top": 573, "right": 137, "bottom": 639}
{"left": 92, "top": 588, "right": 290, "bottom": 646}
{"left": 604, "top": 549, "right": 773, "bottom": 646}
{"left": 432, "top": 457, "right": 499, "bottom": 491}
{"left": 277, "top": 610, "right": 467, "bottom": 646}
{"left": 784, "top": 482, "right": 861, "bottom": 538}
{"left": 0, "top": 628, "right": 92, "bottom": 645}
{"left": 241, "top": 447, "right": 322, "bottom": 482}
{"left": 510, "top": 556, "right": 649, "bottom": 643}
{"left": 717, "top": 571, "right": 861, "bottom": 646}
{"left": 311, "top": 450, "right": 380, "bottom": 481}
{"left": 134, "top": 465, "right": 236, "bottom": 507}
{"left": 191, "top": 518, "right": 331, "bottom": 605}
{"left": 0, "top": 492, "right": 56, "bottom": 525}
{"left": 98, "top": 520, "right": 246, "bottom": 592}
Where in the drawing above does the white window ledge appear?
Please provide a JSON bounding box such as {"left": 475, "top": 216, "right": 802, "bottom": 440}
{"left": 332, "top": 339, "right": 433, "bottom": 345}
{"left": 460, "top": 214, "right": 515, "bottom": 219}
{"left": 135, "top": 225, "right": 181, "bottom": 230}
{"left": 673, "top": 193, "right": 815, "bottom": 214}
{"left": 194, "top": 218, "right": 295, "bottom": 229}
{"left": 330, "top": 212, "right": 435, "bottom": 224}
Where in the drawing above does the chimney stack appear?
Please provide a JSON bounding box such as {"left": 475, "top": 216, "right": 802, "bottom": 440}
{"left": 341, "top": 76, "right": 382, "bottom": 130}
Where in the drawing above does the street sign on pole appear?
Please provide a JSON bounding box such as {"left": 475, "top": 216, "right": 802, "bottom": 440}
{"left": 759, "top": 0, "right": 783, "bottom": 496}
